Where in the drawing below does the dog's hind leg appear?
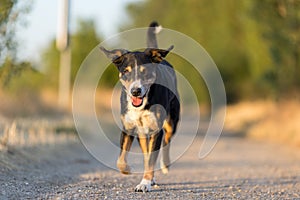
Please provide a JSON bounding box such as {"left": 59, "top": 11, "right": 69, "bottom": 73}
{"left": 117, "top": 131, "right": 134, "bottom": 174}
{"left": 161, "top": 97, "right": 180, "bottom": 174}
{"left": 161, "top": 119, "right": 173, "bottom": 174}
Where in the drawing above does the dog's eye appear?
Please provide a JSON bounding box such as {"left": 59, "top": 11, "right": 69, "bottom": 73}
{"left": 122, "top": 69, "right": 130, "bottom": 75}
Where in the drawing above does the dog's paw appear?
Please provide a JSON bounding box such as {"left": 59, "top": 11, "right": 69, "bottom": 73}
{"left": 151, "top": 177, "right": 159, "bottom": 188}
{"left": 151, "top": 177, "right": 157, "bottom": 186}
{"left": 161, "top": 165, "right": 169, "bottom": 174}
{"left": 117, "top": 161, "right": 131, "bottom": 175}
{"left": 134, "top": 179, "right": 152, "bottom": 192}
{"left": 160, "top": 159, "right": 169, "bottom": 174}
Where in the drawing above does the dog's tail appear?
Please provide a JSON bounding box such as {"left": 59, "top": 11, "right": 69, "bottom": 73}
{"left": 147, "top": 21, "right": 162, "bottom": 48}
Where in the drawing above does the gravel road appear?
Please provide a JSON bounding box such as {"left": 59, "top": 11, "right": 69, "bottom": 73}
{"left": 1, "top": 131, "right": 300, "bottom": 199}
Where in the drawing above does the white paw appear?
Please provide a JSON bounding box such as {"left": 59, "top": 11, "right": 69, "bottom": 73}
{"left": 135, "top": 179, "right": 152, "bottom": 192}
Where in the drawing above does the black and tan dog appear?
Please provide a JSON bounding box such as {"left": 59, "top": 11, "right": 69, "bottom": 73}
{"left": 100, "top": 21, "right": 180, "bottom": 192}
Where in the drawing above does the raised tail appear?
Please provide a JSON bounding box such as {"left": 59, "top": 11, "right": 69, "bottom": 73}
{"left": 147, "top": 21, "right": 162, "bottom": 48}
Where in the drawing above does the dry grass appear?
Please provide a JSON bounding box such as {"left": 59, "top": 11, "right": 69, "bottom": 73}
{"left": 0, "top": 89, "right": 65, "bottom": 117}
{"left": 0, "top": 87, "right": 113, "bottom": 151}
{"left": 0, "top": 88, "right": 78, "bottom": 150}
{"left": 0, "top": 118, "right": 77, "bottom": 151}
{"left": 225, "top": 100, "right": 300, "bottom": 147}
{"left": 0, "top": 87, "right": 117, "bottom": 151}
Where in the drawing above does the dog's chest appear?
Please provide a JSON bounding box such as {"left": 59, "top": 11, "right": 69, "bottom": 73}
{"left": 122, "top": 109, "right": 159, "bottom": 134}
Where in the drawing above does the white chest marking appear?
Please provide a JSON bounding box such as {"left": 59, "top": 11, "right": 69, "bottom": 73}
{"left": 122, "top": 108, "right": 159, "bottom": 135}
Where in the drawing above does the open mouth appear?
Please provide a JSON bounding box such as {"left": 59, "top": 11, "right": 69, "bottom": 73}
{"left": 131, "top": 96, "right": 144, "bottom": 107}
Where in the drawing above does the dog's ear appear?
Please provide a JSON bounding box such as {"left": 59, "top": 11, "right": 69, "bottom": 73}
{"left": 145, "top": 45, "right": 174, "bottom": 63}
{"left": 99, "top": 46, "right": 129, "bottom": 65}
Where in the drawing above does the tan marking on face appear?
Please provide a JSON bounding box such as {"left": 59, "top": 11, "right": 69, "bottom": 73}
{"left": 151, "top": 51, "right": 163, "bottom": 62}
{"left": 125, "top": 66, "right": 132, "bottom": 72}
{"left": 140, "top": 66, "right": 145, "bottom": 73}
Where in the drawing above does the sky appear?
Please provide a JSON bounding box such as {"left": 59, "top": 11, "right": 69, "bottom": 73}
{"left": 16, "top": 0, "right": 141, "bottom": 62}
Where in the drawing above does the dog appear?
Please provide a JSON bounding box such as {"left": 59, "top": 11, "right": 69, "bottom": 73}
{"left": 100, "top": 21, "right": 180, "bottom": 192}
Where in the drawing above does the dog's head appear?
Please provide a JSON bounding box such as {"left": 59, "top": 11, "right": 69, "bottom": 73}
{"left": 100, "top": 46, "right": 173, "bottom": 108}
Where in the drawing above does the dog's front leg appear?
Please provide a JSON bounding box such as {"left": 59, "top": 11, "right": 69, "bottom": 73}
{"left": 117, "top": 131, "right": 134, "bottom": 174}
{"left": 135, "top": 130, "right": 163, "bottom": 192}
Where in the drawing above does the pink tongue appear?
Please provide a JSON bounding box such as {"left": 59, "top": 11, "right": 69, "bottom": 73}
{"left": 132, "top": 97, "right": 143, "bottom": 107}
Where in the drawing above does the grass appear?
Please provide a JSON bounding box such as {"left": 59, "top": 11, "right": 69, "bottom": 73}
{"left": 0, "top": 117, "right": 78, "bottom": 171}
{"left": 0, "top": 118, "right": 77, "bottom": 150}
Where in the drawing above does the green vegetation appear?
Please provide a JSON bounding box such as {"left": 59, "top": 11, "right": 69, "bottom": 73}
{"left": 252, "top": 0, "right": 300, "bottom": 96}
{"left": 125, "top": 0, "right": 300, "bottom": 102}
{"left": 1, "top": 0, "right": 300, "bottom": 107}
{"left": 0, "top": 0, "right": 32, "bottom": 88}
{"left": 42, "top": 18, "right": 103, "bottom": 89}
{"left": 43, "top": 17, "right": 122, "bottom": 89}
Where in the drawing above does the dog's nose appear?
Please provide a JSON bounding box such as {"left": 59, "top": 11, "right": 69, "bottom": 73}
{"left": 131, "top": 87, "right": 142, "bottom": 97}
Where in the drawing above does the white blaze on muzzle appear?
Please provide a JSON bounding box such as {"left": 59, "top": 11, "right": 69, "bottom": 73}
{"left": 129, "top": 80, "right": 146, "bottom": 107}
{"left": 127, "top": 60, "right": 144, "bottom": 107}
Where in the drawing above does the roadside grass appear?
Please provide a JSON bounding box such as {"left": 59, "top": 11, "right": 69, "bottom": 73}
{"left": 225, "top": 100, "right": 300, "bottom": 147}
{"left": 0, "top": 116, "right": 78, "bottom": 172}
{"left": 0, "top": 118, "right": 77, "bottom": 150}
{"left": 0, "top": 88, "right": 113, "bottom": 151}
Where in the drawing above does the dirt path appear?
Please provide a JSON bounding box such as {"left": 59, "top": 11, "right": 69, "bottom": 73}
{"left": 1, "top": 132, "right": 300, "bottom": 199}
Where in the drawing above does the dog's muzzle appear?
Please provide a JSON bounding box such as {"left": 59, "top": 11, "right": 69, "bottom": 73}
{"left": 131, "top": 87, "right": 144, "bottom": 107}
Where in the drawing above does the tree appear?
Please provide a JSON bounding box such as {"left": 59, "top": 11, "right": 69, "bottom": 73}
{"left": 125, "top": 0, "right": 298, "bottom": 102}
{"left": 252, "top": 0, "right": 300, "bottom": 95}
{"left": 0, "top": 0, "right": 31, "bottom": 87}
{"left": 125, "top": 0, "right": 262, "bottom": 102}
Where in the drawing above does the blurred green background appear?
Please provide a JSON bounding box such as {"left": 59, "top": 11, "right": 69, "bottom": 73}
{"left": 1, "top": 0, "right": 300, "bottom": 115}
